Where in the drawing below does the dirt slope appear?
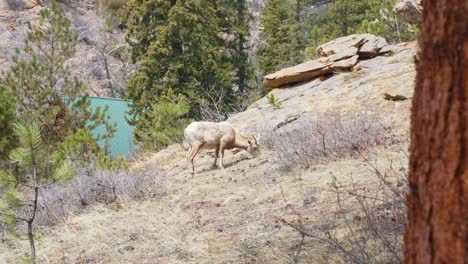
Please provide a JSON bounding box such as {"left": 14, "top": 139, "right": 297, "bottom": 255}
{"left": 0, "top": 43, "right": 416, "bottom": 263}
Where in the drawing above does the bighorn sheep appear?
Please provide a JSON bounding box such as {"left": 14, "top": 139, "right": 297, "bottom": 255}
{"left": 184, "top": 121, "right": 260, "bottom": 173}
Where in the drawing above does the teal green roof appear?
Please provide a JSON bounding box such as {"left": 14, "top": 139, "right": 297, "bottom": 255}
{"left": 88, "top": 96, "right": 137, "bottom": 159}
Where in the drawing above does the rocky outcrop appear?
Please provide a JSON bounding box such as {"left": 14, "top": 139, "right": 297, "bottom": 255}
{"left": 264, "top": 34, "right": 398, "bottom": 88}
{"left": 393, "top": 0, "right": 422, "bottom": 23}
{"left": 263, "top": 61, "right": 333, "bottom": 88}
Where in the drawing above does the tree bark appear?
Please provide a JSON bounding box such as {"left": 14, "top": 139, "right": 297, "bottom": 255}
{"left": 404, "top": 0, "right": 467, "bottom": 263}
{"left": 27, "top": 220, "right": 36, "bottom": 264}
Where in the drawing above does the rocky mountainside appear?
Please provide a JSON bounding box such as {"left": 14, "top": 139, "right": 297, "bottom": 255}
{"left": 0, "top": 0, "right": 130, "bottom": 97}
{"left": 0, "top": 33, "right": 416, "bottom": 263}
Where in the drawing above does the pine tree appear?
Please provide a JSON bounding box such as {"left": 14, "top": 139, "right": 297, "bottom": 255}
{"left": 322, "top": 0, "right": 370, "bottom": 38}
{"left": 0, "top": 0, "right": 114, "bottom": 154}
{"left": 125, "top": 0, "right": 235, "bottom": 134}
{"left": 288, "top": 0, "right": 308, "bottom": 65}
{"left": 134, "top": 89, "right": 191, "bottom": 150}
{"left": 218, "top": 0, "right": 254, "bottom": 94}
{"left": 0, "top": 83, "right": 16, "bottom": 161}
{"left": 256, "top": 0, "right": 291, "bottom": 76}
{"left": 358, "top": 0, "right": 414, "bottom": 43}
{"left": 0, "top": 122, "right": 75, "bottom": 263}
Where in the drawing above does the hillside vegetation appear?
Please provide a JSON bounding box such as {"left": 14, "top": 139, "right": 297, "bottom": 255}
{"left": 0, "top": 39, "right": 416, "bottom": 263}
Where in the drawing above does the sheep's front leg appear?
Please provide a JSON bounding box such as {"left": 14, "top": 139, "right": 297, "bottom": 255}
{"left": 212, "top": 145, "right": 220, "bottom": 168}
{"left": 219, "top": 142, "right": 226, "bottom": 169}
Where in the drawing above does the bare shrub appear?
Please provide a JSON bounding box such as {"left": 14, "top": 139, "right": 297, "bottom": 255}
{"left": 32, "top": 168, "right": 165, "bottom": 226}
{"left": 282, "top": 153, "right": 408, "bottom": 263}
{"left": 265, "top": 112, "right": 395, "bottom": 170}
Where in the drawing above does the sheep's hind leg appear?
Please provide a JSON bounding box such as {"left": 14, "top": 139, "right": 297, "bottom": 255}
{"left": 189, "top": 142, "right": 203, "bottom": 174}
{"left": 186, "top": 146, "right": 193, "bottom": 171}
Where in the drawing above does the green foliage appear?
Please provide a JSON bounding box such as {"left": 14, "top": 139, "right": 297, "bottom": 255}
{"left": 305, "top": 25, "right": 322, "bottom": 59}
{"left": 8, "top": 122, "right": 75, "bottom": 183}
{"left": 105, "top": 15, "right": 116, "bottom": 31}
{"left": 357, "top": 0, "right": 415, "bottom": 43}
{"left": 135, "top": 89, "right": 192, "bottom": 150}
{"left": 266, "top": 92, "right": 282, "bottom": 109}
{"left": 0, "top": 81, "right": 16, "bottom": 161}
{"left": 96, "top": 153, "right": 129, "bottom": 172}
{"left": 218, "top": 0, "right": 255, "bottom": 94}
{"left": 125, "top": 0, "right": 233, "bottom": 116}
{"left": 256, "top": 0, "right": 322, "bottom": 76}
{"left": 0, "top": 0, "right": 115, "bottom": 162}
{"left": 256, "top": 0, "right": 291, "bottom": 76}
{"left": 54, "top": 128, "right": 128, "bottom": 171}
{"left": 324, "top": 0, "right": 370, "bottom": 38}
{"left": 0, "top": 122, "right": 76, "bottom": 261}
{"left": 98, "top": 0, "right": 128, "bottom": 19}
{"left": 125, "top": 0, "right": 254, "bottom": 145}
{"left": 54, "top": 128, "right": 99, "bottom": 166}
{"left": 304, "top": 0, "right": 416, "bottom": 54}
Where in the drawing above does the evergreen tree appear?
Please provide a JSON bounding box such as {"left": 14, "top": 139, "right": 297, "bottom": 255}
{"left": 288, "top": 0, "right": 308, "bottom": 65}
{"left": 358, "top": 0, "right": 415, "bottom": 43}
{"left": 256, "top": 0, "right": 291, "bottom": 76}
{"left": 135, "top": 89, "right": 191, "bottom": 150}
{"left": 218, "top": 0, "right": 254, "bottom": 94}
{"left": 0, "top": 84, "right": 16, "bottom": 161}
{"left": 0, "top": 122, "right": 75, "bottom": 263}
{"left": 323, "top": 0, "right": 370, "bottom": 38}
{"left": 125, "top": 0, "right": 235, "bottom": 133}
{"left": 0, "top": 0, "right": 114, "bottom": 154}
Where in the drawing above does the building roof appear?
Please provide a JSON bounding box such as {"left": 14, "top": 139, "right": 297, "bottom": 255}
{"left": 88, "top": 96, "right": 137, "bottom": 159}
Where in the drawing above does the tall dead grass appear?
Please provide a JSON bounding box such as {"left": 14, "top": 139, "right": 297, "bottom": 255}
{"left": 282, "top": 151, "right": 408, "bottom": 264}
{"left": 31, "top": 167, "right": 165, "bottom": 227}
{"left": 264, "top": 112, "right": 397, "bottom": 170}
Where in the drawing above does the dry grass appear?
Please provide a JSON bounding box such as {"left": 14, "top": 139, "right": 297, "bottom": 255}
{"left": 0, "top": 162, "right": 166, "bottom": 242}
{"left": 32, "top": 167, "right": 166, "bottom": 227}
{"left": 282, "top": 150, "right": 408, "bottom": 263}
{"left": 0, "top": 141, "right": 408, "bottom": 263}
{"left": 264, "top": 112, "right": 397, "bottom": 170}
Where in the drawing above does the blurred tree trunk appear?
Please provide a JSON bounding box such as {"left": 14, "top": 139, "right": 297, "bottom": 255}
{"left": 404, "top": 0, "right": 467, "bottom": 263}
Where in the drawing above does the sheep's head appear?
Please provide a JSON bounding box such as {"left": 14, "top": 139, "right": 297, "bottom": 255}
{"left": 246, "top": 134, "right": 260, "bottom": 157}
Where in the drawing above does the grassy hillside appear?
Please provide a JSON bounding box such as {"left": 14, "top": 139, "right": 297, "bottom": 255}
{"left": 0, "top": 42, "right": 416, "bottom": 263}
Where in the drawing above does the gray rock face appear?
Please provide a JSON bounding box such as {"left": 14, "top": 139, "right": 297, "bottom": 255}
{"left": 264, "top": 34, "right": 395, "bottom": 88}
{"left": 231, "top": 42, "right": 417, "bottom": 139}
{"left": 358, "top": 36, "right": 389, "bottom": 58}
{"left": 393, "top": 0, "right": 422, "bottom": 23}
{"left": 317, "top": 35, "right": 368, "bottom": 58}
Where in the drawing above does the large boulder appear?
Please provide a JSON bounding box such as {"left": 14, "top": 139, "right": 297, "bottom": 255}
{"left": 318, "top": 34, "right": 389, "bottom": 60}
{"left": 264, "top": 60, "right": 332, "bottom": 88}
{"left": 331, "top": 55, "right": 359, "bottom": 69}
{"left": 358, "top": 35, "right": 389, "bottom": 58}
{"left": 264, "top": 34, "right": 392, "bottom": 88}
{"left": 393, "top": 0, "right": 422, "bottom": 23}
{"left": 317, "top": 35, "right": 367, "bottom": 58}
